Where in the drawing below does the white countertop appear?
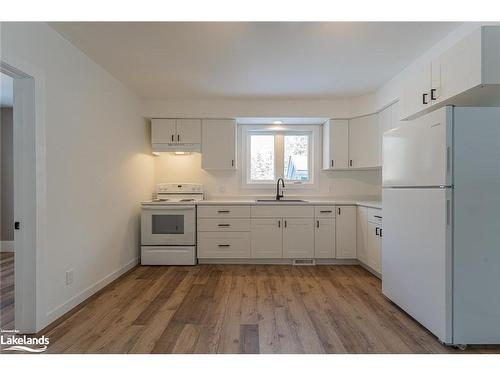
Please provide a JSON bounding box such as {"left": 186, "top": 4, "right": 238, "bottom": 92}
{"left": 196, "top": 199, "right": 382, "bottom": 209}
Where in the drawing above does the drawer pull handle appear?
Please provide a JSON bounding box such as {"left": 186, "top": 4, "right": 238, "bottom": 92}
{"left": 218, "top": 224, "right": 230, "bottom": 227}
{"left": 218, "top": 244, "right": 230, "bottom": 247}
{"left": 374, "top": 215, "right": 382, "bottom": 219}
{"left": 217, "top": 210, "right": 230, "bottom": 213}
{"left": 320, "top": 210, "right": 332, "bottom": 213}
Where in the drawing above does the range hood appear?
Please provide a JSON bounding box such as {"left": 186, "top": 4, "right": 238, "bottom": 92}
{"left": 152, "top": 142, "right": 201, "bottom": 153}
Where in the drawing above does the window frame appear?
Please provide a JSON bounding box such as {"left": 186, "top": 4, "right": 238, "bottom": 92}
{"left": 241, "top": 124, "right": 317, "bottom": 190}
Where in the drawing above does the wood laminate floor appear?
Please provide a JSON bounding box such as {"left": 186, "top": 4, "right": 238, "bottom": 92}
{"left": 0, "top": 252, "right": 14, "bottom": 331}
{"left": 6, "top": 264, "right": 500, "bottom": 354}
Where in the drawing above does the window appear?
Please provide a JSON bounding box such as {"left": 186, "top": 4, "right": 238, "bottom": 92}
{"left": 244, "top": 126, "right": 314, "bottom": 186}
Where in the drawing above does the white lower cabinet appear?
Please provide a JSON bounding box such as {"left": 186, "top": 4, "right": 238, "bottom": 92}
{"left": 356, "top": 206, "right": 369, "bottom": 264}
{"left": 356, "top": 206, "right": 382, "bottom": 275}
{"left": 366, "top": 221, "right": 382, "bottom": 272}
{"left": 251, "top": 219, "right": 283, "bottom": 258}
{"left": 314, "top": 218, "right": 335, "bottom": 258}
{"left": 282, "top": 218, "right": 314, "bottom": 258}
{"left": 335, "top": 206, "right": 357, "bottom": 258}
{"left": 198, "top": 232, "right": 251, "bottom": 258}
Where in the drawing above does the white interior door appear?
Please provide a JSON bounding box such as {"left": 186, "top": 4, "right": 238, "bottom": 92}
{"left": 383, "top": 106, "right": 452, "bottom": 187}
{"left": 382, "top": 187, "right": 452, "bottom": 343}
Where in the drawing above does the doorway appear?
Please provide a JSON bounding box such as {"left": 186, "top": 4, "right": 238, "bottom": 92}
{"left": 0, "top": 63, "right": 37, "bottom": 334}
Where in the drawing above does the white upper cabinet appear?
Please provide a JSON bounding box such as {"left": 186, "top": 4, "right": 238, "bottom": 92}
{"left": 323, "top": 119, "right": 349, "bottom": 170}
{"left": 378, "top": 102, "right": 403, "bottom": 165}
{"left": 176, "top": 119, "right": 201, "bottom": 144}
{"left": 201, "top": 119, "right": 237, "bottom": 170}
{"left": 349, "top": 113, "right": 380, "bottom": 168}
{"left": 151, "top": 119, "right": 201, "bottom": 151}
{"left": 401, "top": 62, "right": 432, "bottom": 120}
{"left": 400, "top": 26, "right": 500, "bottom": 120}
{"left": 151, "top": 119, "right": 176, "bottom": 144}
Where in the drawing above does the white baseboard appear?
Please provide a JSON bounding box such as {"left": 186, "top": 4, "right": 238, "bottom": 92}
{"left": 42, "top": 257, "right": 139, "bottom": 329}
{"left": 0, "top": 241, "right": 14, "bottom": 252}
{"left": 198, "top": 258, "right": 359, "bottom": 265}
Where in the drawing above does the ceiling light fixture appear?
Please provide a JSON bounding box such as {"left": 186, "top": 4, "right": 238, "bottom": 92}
{"left": 273, "top": 120, "right": 283, "bottom": 125}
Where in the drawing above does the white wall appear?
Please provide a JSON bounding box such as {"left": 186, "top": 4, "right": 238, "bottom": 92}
{"left": 1, "top": 22, "right": 155, "bottom": 329}
{"left": 154, "top": 124, "right": 381, "bottom": 200}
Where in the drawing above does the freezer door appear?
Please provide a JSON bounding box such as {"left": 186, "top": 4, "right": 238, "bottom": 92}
{"left": 382, "top": 188, "right": 452, "bottom": 343}
{"left": 383, "top": 106, "right": 452, "bottom": 187}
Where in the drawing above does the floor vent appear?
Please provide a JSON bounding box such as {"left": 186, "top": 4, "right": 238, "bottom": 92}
{"left": 292, "top": 259, "right": 315, "bottom": 266}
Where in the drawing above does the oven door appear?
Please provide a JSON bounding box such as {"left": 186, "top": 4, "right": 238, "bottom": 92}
{"left": 141, "top": 205, "right": 196, "bottom": 246}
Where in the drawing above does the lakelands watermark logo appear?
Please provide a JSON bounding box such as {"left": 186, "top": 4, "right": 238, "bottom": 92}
{"left": 1, "top": 329, "right": 49, "bottom": 353}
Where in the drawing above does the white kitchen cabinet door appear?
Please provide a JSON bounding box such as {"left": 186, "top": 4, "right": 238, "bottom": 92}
{"left": 323, "top": 119, "right": 349, "bottom": 169}
{"left": 349, "top": 113, "right": 380, "bottom": 168}
{"left": 356, "top": 206, "right": 368, "bottom": 265}
{"left": 314, "top": 218, "right": 335, "bottom": 258}
{"left": 202, "top": 119, "right": 237, "bottom": 170}
{"left": 378, "top": 106, "right": 392, "bottom": 165}
{"left": 251, "top": 219, "right": 283, "bottom": 258}
{"left": 400, "top": 62, "right": 432, "bottom": 120}
{"left": 433, "top": 29, "right": 482, "bottom": 105}
{"left": 151, "top": 119, "right": 176, "bottom": 144}
{"left": 335, "top": 206, "right": 357, "bottom": 259}
{"left": 367, "top": 221, "right": 382, "bottom": 273}
{"left": 283, "top": 218, "right": 314, "bottom": 258}
{"left": 390, "top": 101, "right": 403, "bottom": 130}
{"left": 176, "top": 119, "right": 201, "bottom": 144}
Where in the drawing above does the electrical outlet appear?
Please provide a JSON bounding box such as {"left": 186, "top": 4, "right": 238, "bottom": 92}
{"left": 66, "top": 269, "right": 74, "bottom": 285}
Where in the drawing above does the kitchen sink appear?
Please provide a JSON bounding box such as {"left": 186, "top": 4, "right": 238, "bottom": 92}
{"left": 255, "top": 199, "right": 308, "bottom": 203}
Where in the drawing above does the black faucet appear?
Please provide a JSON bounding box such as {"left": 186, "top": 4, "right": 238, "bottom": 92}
{"left": 276, "top": 178, "right": 285, "bottom": 200}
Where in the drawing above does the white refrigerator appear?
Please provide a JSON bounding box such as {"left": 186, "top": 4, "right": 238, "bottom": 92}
{"left": 382, "top": 106, "right": 500, "bottom": 346}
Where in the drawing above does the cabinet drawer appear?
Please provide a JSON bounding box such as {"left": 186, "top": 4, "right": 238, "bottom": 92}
{"left": 251, "top": 205, "right": 314, "bottom": 218}
{"left": 367, "top": 208, "right": 383, "bottom": 224}
{"left": 197, "top": 205, "right": 250, "bottom": 218}
{"left": 197, "top": 218, "right": 250, "bottom": 232}
{"left": 197, "top": 232, "right": 251, "bottom": 258}
{"left": 314, "top": 206, "right": 335, "bottom": 218}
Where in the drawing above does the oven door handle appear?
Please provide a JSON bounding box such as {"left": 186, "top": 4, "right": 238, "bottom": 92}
{"left": 141, "top": 206, "right": 195, "bottom": 211}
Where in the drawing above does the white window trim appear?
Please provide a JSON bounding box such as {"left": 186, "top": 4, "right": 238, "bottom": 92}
{"left": 240, "top": 124, "right": 320, "bottom": 190}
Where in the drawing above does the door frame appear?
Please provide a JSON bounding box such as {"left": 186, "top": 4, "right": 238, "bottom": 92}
{"left": 1, "top": 61, "right": 42, "bottom": 333}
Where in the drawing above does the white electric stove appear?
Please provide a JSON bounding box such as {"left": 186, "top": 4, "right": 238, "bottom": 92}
{"left": 140, "top": 183, "right": 203, "bottom": 265}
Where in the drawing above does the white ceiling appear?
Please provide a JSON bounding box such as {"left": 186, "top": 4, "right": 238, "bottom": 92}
{"left": 1, "top": 72, "right": 14, "bottom": 107}
{"left": 51, "top": 22, "right": 460, "bottom": 100}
